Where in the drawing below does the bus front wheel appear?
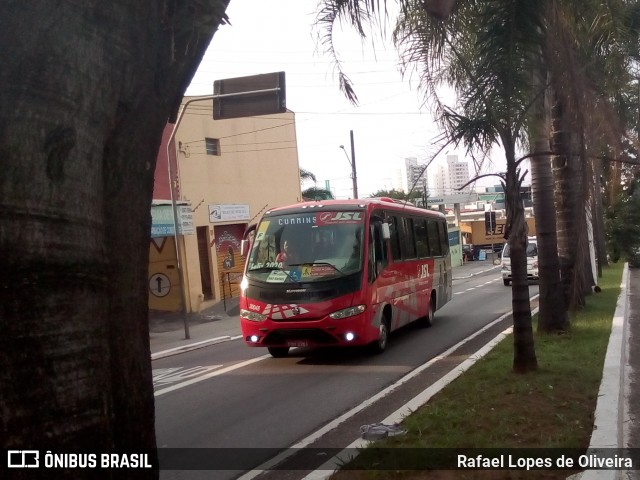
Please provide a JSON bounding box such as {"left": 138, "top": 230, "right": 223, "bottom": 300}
{"left": 268, "top": 347, "right": 290, "bottom": 358}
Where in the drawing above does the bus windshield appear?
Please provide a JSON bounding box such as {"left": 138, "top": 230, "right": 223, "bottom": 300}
{"left": 246, "top": 211, "right": 364, "bottom": 283}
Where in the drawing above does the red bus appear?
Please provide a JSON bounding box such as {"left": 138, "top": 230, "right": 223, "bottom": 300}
{"left": 239, "top": 197, "right": 452, "bottom": 357}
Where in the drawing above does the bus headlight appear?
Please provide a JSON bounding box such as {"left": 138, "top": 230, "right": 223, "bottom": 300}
{"left": 330, "top": 305, "right": 366, "bottom": 319}
{"left": 240, "top": 309, "right": 267, "bottom": 322}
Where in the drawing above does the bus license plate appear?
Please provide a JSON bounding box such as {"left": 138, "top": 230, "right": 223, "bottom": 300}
{"left": 287, "top": 340, "right": 309, "bottom": 348}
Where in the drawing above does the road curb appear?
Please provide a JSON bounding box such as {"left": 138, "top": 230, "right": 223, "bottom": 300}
{"left": 577, "top": 263, "right": 629, "bottom": 480}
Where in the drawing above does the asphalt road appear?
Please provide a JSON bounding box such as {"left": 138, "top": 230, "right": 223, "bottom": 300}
{"left": 153, "top": 267, "right": 539, "bottom": 480}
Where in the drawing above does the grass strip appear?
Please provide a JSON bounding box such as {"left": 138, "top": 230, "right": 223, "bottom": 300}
{"left": 331, "top": 262, "right": 625, "bottom": 480}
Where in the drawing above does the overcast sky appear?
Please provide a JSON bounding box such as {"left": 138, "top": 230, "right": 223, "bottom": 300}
{"left": 186, "top": 0, "right": 512, "bottom": 199}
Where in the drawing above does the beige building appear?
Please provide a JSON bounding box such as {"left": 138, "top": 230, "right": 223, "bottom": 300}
{"left": 150, "top": 96, "right": 302, "bottom": 313}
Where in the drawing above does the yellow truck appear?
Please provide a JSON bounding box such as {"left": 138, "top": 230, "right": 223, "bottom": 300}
{"left": 460, "top": 217, "right": 536, "bottom": 260}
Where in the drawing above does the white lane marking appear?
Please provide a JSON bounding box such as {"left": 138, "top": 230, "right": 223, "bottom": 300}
{"left": 154, "top": 355, "right": 271, "bottom": 397}
{"left": 151, "top": 336, "right": 233, "bottom": 360}
{"left": 153, "top": 366, "right": 223, "bottom": 387}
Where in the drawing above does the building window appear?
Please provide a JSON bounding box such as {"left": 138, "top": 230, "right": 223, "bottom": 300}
{"left": 205, "top": 138, "right": 221, "bottom": 156}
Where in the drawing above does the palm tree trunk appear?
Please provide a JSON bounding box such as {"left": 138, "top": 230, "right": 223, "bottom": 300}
{"left": 592, "top": 157, "right": 608, "bottom": 274}
{"left": 530, "top": 139, "right": 569, "bottom": 331}
{"left": 528, "top": 65, "right": 568, "bottom": 332}
{"left": 503, "top": 139, "right": 537, "bottom": 373}
{"left": 553, "top": 115, "right": 590, "bottom": 310}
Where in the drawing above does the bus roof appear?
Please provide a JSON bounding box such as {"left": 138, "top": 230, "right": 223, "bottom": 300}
{"left": 264, "top": 197, "right": 447, "bottom": 218}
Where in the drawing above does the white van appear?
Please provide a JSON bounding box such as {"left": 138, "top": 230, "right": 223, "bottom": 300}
{"left": 501, "top": 237, "right": 538, "bottom": 286}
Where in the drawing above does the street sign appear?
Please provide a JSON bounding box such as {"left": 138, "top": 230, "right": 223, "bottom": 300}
{"left": 149, "top": 273, "right": 171, "bottom": 297}
{"left": 213, "top": 71, "right": 286, "bottom": 120}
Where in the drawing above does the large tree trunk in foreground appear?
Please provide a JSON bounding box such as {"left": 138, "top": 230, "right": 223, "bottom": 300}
{"left": 0, "top": 1, "right": 229, "bottom": 478}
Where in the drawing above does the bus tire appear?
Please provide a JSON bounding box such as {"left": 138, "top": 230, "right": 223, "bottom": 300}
{"left": 268, "top": 347, "right": 290, "bottom": 358}
{"left": 369, "top": 316, "right": 390, "bottom": 354}
{"left": 417, "top": 295, "right": 434, "bottom": 328}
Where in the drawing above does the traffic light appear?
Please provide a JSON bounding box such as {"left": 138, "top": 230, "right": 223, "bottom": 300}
{"left": 485, "top": 211, "right": 496, "bottom": 235}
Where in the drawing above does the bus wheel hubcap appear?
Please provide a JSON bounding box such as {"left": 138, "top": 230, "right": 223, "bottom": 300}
{"left": 379, "top": 324, "right": 387, "bottom": 347}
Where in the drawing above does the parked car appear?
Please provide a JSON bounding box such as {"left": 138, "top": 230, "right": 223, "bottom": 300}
{"left": 501, "top": 237, "right": 539, "bottom": 286}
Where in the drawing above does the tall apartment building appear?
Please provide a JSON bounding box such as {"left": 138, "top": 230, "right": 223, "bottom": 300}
{"left": 403, "top": 157, "right": 428, "bottom": 194}
{"left": 448, "top": 154, "right": 471, "bottom": 192}
{"left": 432, "top": 154, "right": 471, "bottom": 195}
{"left": 432, "top": 164, "right": 448, "bottom": 196}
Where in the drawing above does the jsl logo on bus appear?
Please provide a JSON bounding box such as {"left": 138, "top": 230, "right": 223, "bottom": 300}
{"left": 418, "top": 264, "right": 430, "bottom": 279}
{"left": 320, "top": 212, "right": 362, "bottom": 223}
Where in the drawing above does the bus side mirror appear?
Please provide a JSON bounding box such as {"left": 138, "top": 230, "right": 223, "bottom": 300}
{"left": 381, "top": 223, "right": 391, "bottom": 241}
{"left": 241, "top": 239, "right": 250, "bottom": 256}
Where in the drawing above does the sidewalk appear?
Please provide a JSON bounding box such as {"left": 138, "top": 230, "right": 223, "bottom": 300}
{"left": 148, "top": 260, "right": 500, "bottom": 357}
{"left": 149, "top": 296, "right": 241, "bottom": 359}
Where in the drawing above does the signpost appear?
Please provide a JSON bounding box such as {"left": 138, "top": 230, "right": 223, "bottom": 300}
{"left": 484, "top": 210, "right": 497, "bottom": 259}
{"left": 165, "top": 72, "right": 287, "bottom": 339}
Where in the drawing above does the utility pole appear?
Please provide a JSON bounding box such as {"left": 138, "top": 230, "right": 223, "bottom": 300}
{"left": 349, "top": 130, "right": 358, "bottom": 199}
{"left": 339, "top": 130, "right": 359, "bottom": 199}
{"left": 422, "top": 177, "right": 427, "bottom": 208}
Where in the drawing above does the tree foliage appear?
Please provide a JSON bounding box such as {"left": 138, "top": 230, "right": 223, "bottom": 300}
{"left": 368, "top": 188, "right": 421, "bottom": 201}
{"left": 299, "top": 168, "right": 333, "bottom": 200}
{"left": 302, "top": 186, "right": 334, "bottom": 200}
{"left": 606, "top": 176, "right": 640, "bottom": 262}
{"left": 316, "top": 0, "right": 639, "bottom": 363}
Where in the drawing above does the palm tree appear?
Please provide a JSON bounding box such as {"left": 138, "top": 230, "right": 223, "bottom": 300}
{"left": 300, "top": 167, "right": 317, "bottom": 184}
{"left": 525, "top": 4, "right": 568, "bottom": 332}
{"left": 317, "top": 0, "right": 548, "bottom": 372}
{"left": 299, "top": 168, "right": 334, "bottom": 200}
{"left": 545, "top": 0, "right": 638, "bottom": 309}
{"left": 316, "top": 0, "right": 638, "bottom": 335}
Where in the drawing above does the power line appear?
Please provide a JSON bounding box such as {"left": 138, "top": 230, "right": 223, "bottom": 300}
{"left": 187, "top": 145, "right": 299, "bottom": 154}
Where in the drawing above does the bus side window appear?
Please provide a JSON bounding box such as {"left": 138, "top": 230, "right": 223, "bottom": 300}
{"left": 427, "top": 219, "right": 442, "bottom": 257}
{"left": 414, "top": 219, "right": 429, "bottom": 258}
{"left": 388, "top": 216, "right": 401, "bottom": 261}
{"left": 438, "top": 221, "right": 449, "bottom": 256}
{"left": 403, "top": 217, "right": 417, "bottom": 260}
